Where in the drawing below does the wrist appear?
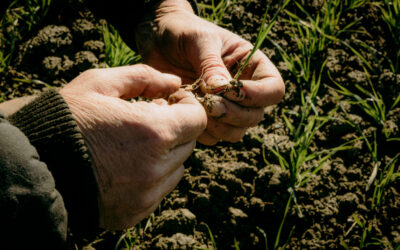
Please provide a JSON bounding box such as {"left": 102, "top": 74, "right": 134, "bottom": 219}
{"left": 135, "top": 0, "right": 198, "bottom": 58}
{"left": 156, "top": 0, "right": 195, "bottom": 15}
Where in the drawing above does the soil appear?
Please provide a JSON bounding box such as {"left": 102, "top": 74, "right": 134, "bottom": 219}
{"left": 1, "top": 0, "right": 399, "bottom": 249}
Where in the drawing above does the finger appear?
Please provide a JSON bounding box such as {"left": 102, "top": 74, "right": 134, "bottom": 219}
{"left": 154, "top": 164, "right": 185, "bottom": 202}
{"left": 143, "top": 48, "right": 198, "bottom": 84}
{"left": 131, "top": 165, "right": 185, "bottom": 226}
{"left": 106, "top": 164, "right": 185, "bottom": 230}
{"left": 151, "top": 140, "right": 195, "bottom": 184}
{"left": 188, "top": 34, "right": 232, "bottom": 94}
{"left": 166, "top": 89, "right": 207, "bottom": 145}
{"left": 197, "top": 131, "right": 219, "bottom": 146}
{"left": 102, "top": 139, "right": 191, "bottom": 230}
{"left": 202, "top": 95, "right": 264, "bottom": 127}
{"left": 79, "top": 64, "right": 182, "bottom": 99}
{"left": 201, "top": 94, "right": 227, "bottom": 117}
{"left": 152, "top": 98, "right": 168, "bottom": 105}
{"left": 206, "top": 118, "right": 247, "bottom": 143}
{"left": 168, "top": 88, "right": 198, "bottom": 105}
{"left": 232, "top": 78, "right": 285, "bottom": 108}
{"left": 225, "top": 50, "right": 285, "bottom": 107}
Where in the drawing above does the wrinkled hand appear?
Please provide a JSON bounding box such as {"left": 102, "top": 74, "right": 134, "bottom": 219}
{"left": 136, "top": 0, "right": 285, "bottom": 145}
{"left": 59, "top": 65, "right": 207, "bottom": 229}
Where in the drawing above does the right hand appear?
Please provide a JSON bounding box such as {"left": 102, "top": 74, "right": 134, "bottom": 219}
{"left": 59, "top": 65, "right": 207, "bottom": 229}
{"left": 136, "top": 0, "right": 285, "bottom": 145}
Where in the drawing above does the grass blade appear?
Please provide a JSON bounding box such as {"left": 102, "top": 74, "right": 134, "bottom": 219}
{"left": 234, "top": 0, "right": 290, "bottom": 80}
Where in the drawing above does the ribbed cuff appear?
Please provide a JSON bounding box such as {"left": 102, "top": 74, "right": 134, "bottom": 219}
{"left": 8, "top": 89, "right": 99, "bottom": 236}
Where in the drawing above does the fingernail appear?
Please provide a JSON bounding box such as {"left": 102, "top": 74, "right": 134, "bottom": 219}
{"left": 168, "top": 89, "right": 194, "bottom": 104}
{"left": 201, "top": 75, "right": 230, "bottom": 94}
{"left": 224, "top": 87, "right": 246, "bottom": 101}
{"left": 163, "top": 73, "right": 181, "bottom": 83}
{"left": 202, "top": 94, "right": 226, "bottom": 117}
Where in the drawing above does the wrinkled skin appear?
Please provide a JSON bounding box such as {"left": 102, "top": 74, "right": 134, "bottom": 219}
{"left": 60, "top": 65, "right": 207, "bottom": 229}
{"left": 136, "top": 0, "right": 285, "bottom": 145}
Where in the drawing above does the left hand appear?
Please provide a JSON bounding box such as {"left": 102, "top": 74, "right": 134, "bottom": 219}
{"left": 60, "top": 65, "right": 207, "bottom": 229}
{"left": 135, "top": 0, "right": 285, "bottom": 145}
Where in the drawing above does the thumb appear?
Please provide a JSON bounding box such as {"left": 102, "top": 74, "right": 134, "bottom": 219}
{"left": 113, "top": 64, "right": 182, "bottom": 99}
{"left": 191, "top": 38, "right": 232, "bottom": 94}
{"left": 72, "top": 64, "right": 182, "bottom": 99}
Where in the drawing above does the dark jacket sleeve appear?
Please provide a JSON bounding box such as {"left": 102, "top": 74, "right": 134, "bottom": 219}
{"left": 0, "top": 108, "right": 67, "bottom": 249}
{"left": 0, "top": 90, "right": 99, "bottom": 248}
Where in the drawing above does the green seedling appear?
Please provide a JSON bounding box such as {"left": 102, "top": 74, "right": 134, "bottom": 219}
{"left": 204, "top": 223, "right": 217, "bottom": 250}
{"left": 337, "top": 97, "right": 381, "bottom": 188}
{"left": 113, "top": 211, "right": 157, "bottom": 249}
{"left": 0, "top": 0, "right": 52, "bottom": 72}
{"left": 337, "top": 94, "right": 399, "bottom": 209}
{"left": 114, "top": 227, "right": 139, "bottom": 250}
{"left": 371, "top": 153, "right": 400, "bottom": 208}
{"left": 330, "top": 70, "right": 400, "bottom": 139}
{"left": 0, "top": 50, "right": 10, "bottom": 74}
{"left": 341, "top": 214, "right": 387, "bottom": 248}
{"left": 270, "top": 111, "right": 353, "bottom": 188}
{"left": 352, "top": 38, "right": 392, "bottom": 74}
{"left": 198, "top": 0, "right": 236, "bottom": 26}
{"left": 295, "top": 0, "right": 362, "bottom": 41}
{"left": 344, "top": 0, "right": 370, "bottom": 10}
{"left": 233, "top": 238, "right": 240, "bottom": 250}
{"left": 233, "top": 0, "right": 290, "bottom": 81}
{"left": 275, "top": 0, "right": 375, "bottom": 77}
{"left": 273, "top": 195, "right": 296, "bottom": 250}
{"left": 101, "top": 23, "right": 141, "bottom": 67}
{"left": 291, "top": 0, "right": 340, "bottom": 49}
{"left": 262, "top": 62, "right": 351, "bottom": 189}
{"left": 270, "top": 20, "right": 316, "bottom": 85}
{"left": 256, "top": 227, "right": 268, "bottom": 250}
{"left": 380, "top": 0, "right": 400, "bottom": 73}
{"left": 271, "top": 0, "right": 361, "bottom": 85}
{"left": 11, "top": 77, "right": 53, "bottom": 89}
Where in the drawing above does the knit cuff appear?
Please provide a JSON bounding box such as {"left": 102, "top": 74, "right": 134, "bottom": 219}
{"left": 8, "top": 89, "right": 99, "bottom": 236}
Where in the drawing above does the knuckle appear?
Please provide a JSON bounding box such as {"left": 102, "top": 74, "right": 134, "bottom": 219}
{"left": 137, "top": 195, "right": 156, "bottom": 211}
{"left": 228, "top": 134, "right": 244, "bottom": 143}
{"left": 201, "top": 58, "right": 228, "bottom": 81}
{"left": 199, "top": 111, "right": 208, "bottom": 130}
{"left": 207, "top": 140, "right": 218, "bottom": 146}
{"left": 202, "top": 53, "right": 222, "bottom": 67}
{"left": 80, "top": 68, "right": 98, "bottom": 79}
{"left": 135, "top": 64, "right": 157, "bottom": 79}
{"left": 274, "top": 77, "right": 286, "bottom": 104}
{"left": 137, "top": 63, "right": 153, "bottom": 73}
{"left": 226, "top": 129, "right": 246, "bottom": 143}
{"left": 250, "top": 109, "right": 265, "bottom": 127}
{"left": 139, "top": 166, "right": 163, "bottom": 190}
{"left": 144, "top": 115, "right": 175, "bottom": 147}
{"left": 158, "top": 128, "right": 176, "bottom": 146}
{"left": 83, "top": 68, "right": 96, "bottom": 75}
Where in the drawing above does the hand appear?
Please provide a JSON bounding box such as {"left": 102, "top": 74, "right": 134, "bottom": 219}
{"left": 135, "top": 0, "right": 285, "bottom": 145}
{"left": 59, "top": 65, "right": 207, "bottom": 229}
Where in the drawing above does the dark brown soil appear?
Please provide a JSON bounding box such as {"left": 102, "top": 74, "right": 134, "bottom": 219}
{"left": 1, "top": 0, "right": 399, "bottom": 249}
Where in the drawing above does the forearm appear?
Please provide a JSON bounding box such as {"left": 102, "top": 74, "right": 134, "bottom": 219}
{"left": 156, "top": 0, "right": 195, "bottom": 14}
{"left": 0, "top": 95, "right": 37, "bottom": 117}
{"left": 0, "top": 110, "right": 67, "bottom": 249}
{"left": 0, "top": 90, "right": 100, "bottom": 243}
{"left": 6, "top": 90, "right": 99, "bottom": 235}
